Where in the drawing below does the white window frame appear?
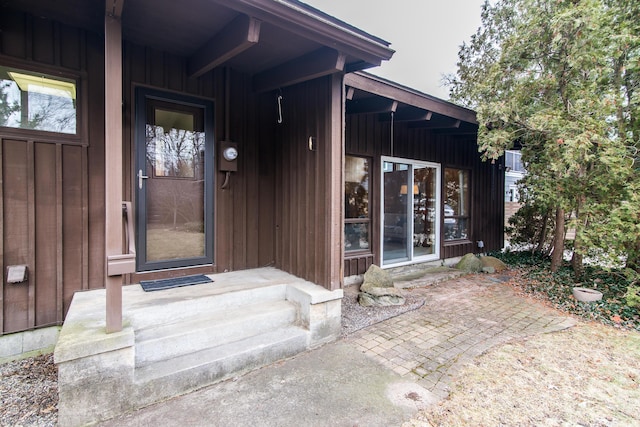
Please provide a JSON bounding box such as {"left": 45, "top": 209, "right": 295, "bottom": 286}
{"left": 380, "top": 156, "right": 441, "bottom": 268}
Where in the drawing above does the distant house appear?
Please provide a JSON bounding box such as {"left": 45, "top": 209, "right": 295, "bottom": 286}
{"left": 0, "top": 0, "right": 505, "bottom": 424}
{"left": 504, "top": 150, "right": 526, "bottom": 227}
{"left": 505, "top": 150, "right": 525, "bottom": 202}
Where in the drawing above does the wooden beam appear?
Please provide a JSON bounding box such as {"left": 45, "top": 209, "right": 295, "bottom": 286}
{"left": 345, "top": 72, "right": 477, "bottom": 124}
{"left": 105, "top": 0, "right": 124, "bottom": 17}
{"left": 327, "top": 73, "right": 344, "bottom": 290}
{"left": 346, "top": 97, "right": 397, "bottom": 114}
{"left": 253, "top": 47, "right": 346, "bottom": 93}
{"left": 409, "top": 116, "right": 464, "bottom": 130}
{"left": 206, "top": 0, "right": 394, "bottom": 68}
{"left": 104, "top": 9, "right": 123, "bottom": 333}
{"left": 378, "top": 108, "right": 432, "bottom": 122}
{"left": 346, "top": 87, "right": 355, "bottom": 101}
{"left": 188, "top": 14, "right": 261, "bottom": 78}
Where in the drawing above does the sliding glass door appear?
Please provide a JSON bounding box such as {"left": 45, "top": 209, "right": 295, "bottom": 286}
{"left": 382, "top": 157, "right": 440, "bottom": 266}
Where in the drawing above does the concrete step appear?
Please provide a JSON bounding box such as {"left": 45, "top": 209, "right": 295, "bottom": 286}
{"left": 133, "top": 326, "right": 309, "bottom": 407}
{"left": 135, "top": 300, "right": 299, "bottom": 367}
{"left": 129, "top": 283, "right": 288, "bottom": 329}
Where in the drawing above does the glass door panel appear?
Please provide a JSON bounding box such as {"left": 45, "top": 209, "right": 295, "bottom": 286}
{"left": 382, "top": 161, "right": 410, "bottom": 263}
{"left": 413, "top": 166, "right": 437, "bottom": 258}
{"left": 382, "top": 158, "right": 440, "bottom": 267}
{"left": 136, "top": 88, "right": 214, "bottom": 271}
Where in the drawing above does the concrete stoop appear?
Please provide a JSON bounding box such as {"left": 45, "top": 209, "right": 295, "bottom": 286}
{"left": 54, "top": 268, "right": 342, "bottom": 427}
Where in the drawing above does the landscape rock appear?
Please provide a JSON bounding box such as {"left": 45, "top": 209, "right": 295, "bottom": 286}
{"left": 480, "top": 256, "right": 508, "bottom": 272}
{"left": 358, "top": 291, "right": 405, "bottom": 307}
{"left": 363, "top": 264, "right": 393, "bottom": 288}
{"left": 358, "top": 265, "right": 405, "bottom": 307}
{"left": 455, "top": 253, "right": 483, "bottom": 272}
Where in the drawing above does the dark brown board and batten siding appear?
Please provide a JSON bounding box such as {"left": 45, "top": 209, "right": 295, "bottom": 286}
{"left": 0, "top": 11, "right": 104, "bottom": 334}
{"left": 274, "top": 75, "right": 343, "bottom": 290}
{"left": 1, "top": 9, "right": 343, "bottom": 332}
{"left": 121, "top": 51, "right": 343, "bottom": 287}
{"left": 344, "top": 114, "right": 504, "bottom": 277}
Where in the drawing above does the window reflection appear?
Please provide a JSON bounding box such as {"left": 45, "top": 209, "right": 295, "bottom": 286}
{"left": 144, "top": 103, "right": 206, "bottom": 261}
{"left": 444, "top": 168, "right": 470, "bottom": 241}
{"left": 0, "top": 66, "right": 77, "bottom": 134}
{"left": 146, "top": 108, "right": 205, "bottom": 180}
{"left": 345, "top": 156, "right": 370, "bottom": 252}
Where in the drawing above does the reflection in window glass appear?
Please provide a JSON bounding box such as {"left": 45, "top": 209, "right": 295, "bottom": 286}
{"left": 382, "top": 161, "right": 410, "bottom": 262}
{"left": 345, "top": 157, "right": 369, "bottom": 219}
{"left": 344, "top": 222, "right": 369, "bottom": 251}
{"left": 444, "top": 168, "right": 470, "bottom": 241}
{"left": 345, "top": 156, "right": 370, "bottom": 252}
{"left": 0, "top": 66, "right": 77, "bottom": 134}
{"left": 413, "top": 166, "right": 437, "bottom": 257}
{"left": 147, "top": 108, "right": 204, "bottom": 179}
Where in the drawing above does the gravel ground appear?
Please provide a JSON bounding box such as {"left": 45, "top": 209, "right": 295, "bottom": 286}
{"left": 0, "top": 354, "right": 57, "bottom": 427}
{"left": 341, "top": 283, "right": 426, "bottom": 336}
{"left": 0, "top": 284, "right": 422, "bottom": 427}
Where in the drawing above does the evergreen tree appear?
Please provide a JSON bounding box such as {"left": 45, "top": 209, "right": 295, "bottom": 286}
{"left": 448, "top": 0, "right": 640, "bottom": 275}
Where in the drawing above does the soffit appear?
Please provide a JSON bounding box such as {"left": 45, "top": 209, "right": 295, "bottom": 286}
{"left": 345, "top": 72, "right": 479, "bottom": 134}
{"left": 3, "top": 0, "right": 394, "bottom": 91}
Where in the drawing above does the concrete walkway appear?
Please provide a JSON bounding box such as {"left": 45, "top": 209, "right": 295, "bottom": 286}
{"left": 98, "top": 273, "right": 575, "bottom": 427}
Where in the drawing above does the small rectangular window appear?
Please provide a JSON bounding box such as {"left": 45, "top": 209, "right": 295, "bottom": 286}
{"left": 444, "top": 168, "right": 470, "bottom": 241}
{"left": 345, "top": 156, "right": 371, "bottom": 252}
{"left": 0, "top": 66, "right": 77, "bottom": 135}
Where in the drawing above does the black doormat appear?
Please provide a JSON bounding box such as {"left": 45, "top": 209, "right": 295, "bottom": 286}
{"left": 140, "top": 274, "right": 213, "bottom": 292}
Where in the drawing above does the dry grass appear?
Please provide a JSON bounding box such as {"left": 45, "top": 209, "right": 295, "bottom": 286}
{"left": 146, "top": 228, "right": 204, "bottom": 261}
{"left": 406, "top": 322, "right": 640, "bottom": 427}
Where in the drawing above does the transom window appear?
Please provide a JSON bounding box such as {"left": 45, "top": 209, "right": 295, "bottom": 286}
{"left": 0, "top": 65, "right": 77, "bottom": 135}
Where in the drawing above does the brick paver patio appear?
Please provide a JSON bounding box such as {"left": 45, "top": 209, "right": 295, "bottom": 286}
{"left": 347, "top": 273, "right": 576, "bottom": 399}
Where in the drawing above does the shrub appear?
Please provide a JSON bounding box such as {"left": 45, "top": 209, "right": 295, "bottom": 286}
{"left": 490, "top": 250, "right": 640, "bottom": 331}
{"left": 627, "top": 286, "right": 640, "bottom": 308}
{"left": 183, "top": 222, "right": 204, "bottom": 233}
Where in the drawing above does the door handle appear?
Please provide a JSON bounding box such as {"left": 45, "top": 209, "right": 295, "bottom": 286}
{"left": 138, "top": 169, "right": 149, "bottom": 189}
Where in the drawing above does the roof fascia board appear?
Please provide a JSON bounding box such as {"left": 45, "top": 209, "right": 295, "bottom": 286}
{"left": 210, "top": 0, "right": 394, "bottom": 66}
{"left": 345, "top": 72, "right": 477, "bottom": 124}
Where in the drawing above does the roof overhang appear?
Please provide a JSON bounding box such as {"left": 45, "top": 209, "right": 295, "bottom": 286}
{"left": 3, "top": 0, "right": 395, "bottom": 92}
{"left": 345, "top": 72, "right": 478, "bottom": 134}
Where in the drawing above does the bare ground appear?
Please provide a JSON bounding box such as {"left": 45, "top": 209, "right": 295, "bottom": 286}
{"left": 405, "top": 322, "right": 640, "bottom": 427}
{"left": 0, "top": 354, "right": 57, "bottom": 427}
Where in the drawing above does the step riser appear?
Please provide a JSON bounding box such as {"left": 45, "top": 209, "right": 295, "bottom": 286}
{"left": 130, "top": 284, "right": 287, "bottom": 327}
{"left": 135, "top": 304, "right": 299, "bottom": 366}
{"left": 134, "top": 330, "right": 309, "bottom": 408}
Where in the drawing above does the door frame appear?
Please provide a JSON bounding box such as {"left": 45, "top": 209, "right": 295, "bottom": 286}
{"left": 134, "top": 87, "right": 215, "bottom": 271}
{"left": 380, "top": 156, "right": 441, "bottom": 268}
